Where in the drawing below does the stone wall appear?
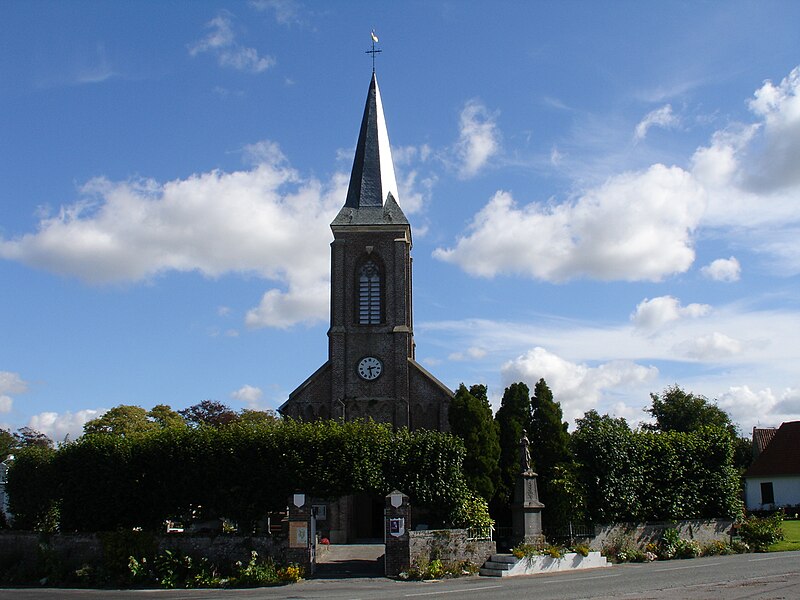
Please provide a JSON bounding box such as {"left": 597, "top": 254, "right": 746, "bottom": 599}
{"left": 590, "top": 519, "right": 736, "bottom": 551}
{"left": 0, "top": 531, "right": 287, "bottom": 573}
{"left": 409, "top": 529, "right": 496, "bottom": 569}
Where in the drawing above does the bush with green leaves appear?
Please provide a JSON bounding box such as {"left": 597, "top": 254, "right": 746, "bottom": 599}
{"left": 572, "top": 412, "right": 742, "bottom": 523}
{"left": 7, "top": 419, "right": 470, "bottom": 533}
{"left": 737, "top": 512, "right": 784, "bottom": 552}
{"left": 447, "top": 490, "right": 494, "bottom": 530}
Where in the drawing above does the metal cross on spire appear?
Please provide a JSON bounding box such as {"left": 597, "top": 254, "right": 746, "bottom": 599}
{"left": 366, "top": 30, "right": 381, "bottom": 73}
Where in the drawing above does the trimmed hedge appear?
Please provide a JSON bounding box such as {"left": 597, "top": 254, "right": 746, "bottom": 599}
{"left": 7, "top": 420, "right": 469, "bottom": 532}
{"left": 572, "top": 412, "right": 741, "bottom": 523}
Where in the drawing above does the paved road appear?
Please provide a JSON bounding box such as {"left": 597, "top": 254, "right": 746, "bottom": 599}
{"left": 0, "top": 551, "right": 798, "bottom": 600}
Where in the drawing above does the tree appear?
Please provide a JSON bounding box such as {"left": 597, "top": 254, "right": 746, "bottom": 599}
{"left": 529, "top": 378, "right": 571, "bottom": 477}
{"left": 644, "top": 384, "right": 754, "bottom": 472}
{"left": 494, "top": 382, "right": 532, "bottom": 506}
{"left": 147, "top": 404, "right": 187, "bottom": 429}
{"left": 448, "top": 384, "right": 500, "bottom": 501}
{"left": 13, "top": 427, "right": 53, "bottom": 449}
{"left": 179, "top": 400, "right": 237, "bottom": 428}
{"left": 572, "top": 411, "right": 637, "bottom": 523}
{"left": 0, "top": 429, "right": 16, "bottom": 460}
{"left": 84, "top": 405, "right": 158, "bottom": 437}
{"left": 528, "top": 378, "right": 576, "bottom": 529}
{"left": 237, "top": 409, "right": 279, "bottom": 426}
{"left": 572, "top": 410, "right": 741, "bottom": 523}
{"left": 644, "top": 385, "right": 737, "bottom": 436}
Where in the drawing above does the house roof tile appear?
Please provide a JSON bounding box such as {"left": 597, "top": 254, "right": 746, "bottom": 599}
{"left": 744, "top": 421, "right": 800, "bottom": 478}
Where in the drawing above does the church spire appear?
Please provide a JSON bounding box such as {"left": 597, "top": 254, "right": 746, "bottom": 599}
{"left": 345, "top": 72, "right": 399, "bottom": 209}
{"left": 333, "top": 73, "right": 408, "bottom": 227}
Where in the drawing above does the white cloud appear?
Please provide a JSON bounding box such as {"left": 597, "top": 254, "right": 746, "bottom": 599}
{"left": 0, "top": 372, "right": 28, "bottom": 414}
{"left": 189, "top": 12, "right": 275, "bottom": 73}
{"left": 634, "top": 104, "right": 679, "bottom": 140}
{"left": 231, "top": 384, "right": 264, "bottom": 408}
{"left": 393, "top": 144, "right": 434, "bottom": 216}
{"left": 250, "top": 0, "right": 304, "bottom": 26}
{"left": 246, "top": 277, "right": 330, "bottom": 329}
{"left": 0, "top": 372, "right": 27, "bottom": 396}
{"left": 677, "top": 331, "right": 743, "bottom": 360}
{"left": 701, "top": 256, "right": 741, "bottom": 282}
{"left": 501, "top": 347, "right": 658, "bottom": 423}
{"left": 454, "top": 100, "right": 500, "bottom": 178}
{"left": 439, "top": 65, "right": 800, "bottom": 282}
{"left": 0, "top": 142, "right": 346, "bottom": 328}
{"left": 715, "top": 387, "right": 800, "bottom": 431}
{"left": 746, "top": 66, "right": 800, "bottom": 191}
{"left": 773, "top": 388, "right": 800, "bottom": 415}
{"left": 434, "top": 164, "right": 705, "bottom": 282}
{"left": 28, "top": 409, "right": 103, "bottom": 442}
{"left": 448, "top": 347, "right": 488, "bottom": 361}
{"left": 631, "top": 296, "right": 711, "bottom": 333}
{"left": 0, "top": 132, "right": 433, "bottom": 329}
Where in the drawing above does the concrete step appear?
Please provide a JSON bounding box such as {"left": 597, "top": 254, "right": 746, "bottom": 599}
{"left": 488, "top": 554, "right": 519, "bottom": 564}
{"left": 479, "top": 567, "right": 511, "bottom": 577}
{"left": 479, "top": 554, "right": 518, "bottom": 577}
{"left": 482, "top": 560, "right": 514, "bottom": 570}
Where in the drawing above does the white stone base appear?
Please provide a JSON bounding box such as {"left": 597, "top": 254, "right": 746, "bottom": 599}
{"left": 480, "top": 551, "right": 609, "bottom": 577}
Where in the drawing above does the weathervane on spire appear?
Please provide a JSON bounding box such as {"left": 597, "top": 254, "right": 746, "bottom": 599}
{"left": 366, "top": 30, "right": 381, "bottom": 73}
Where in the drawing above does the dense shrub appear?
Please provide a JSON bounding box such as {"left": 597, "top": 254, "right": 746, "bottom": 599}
{"left": 5, "top": 445, "right": 58, "bottom": 530}
{"left": 572, "top": 412, "right": 742, "bottom": 523}
{"left": 7, "top": 420, "right": 470, "bottom": 532}
{"left": 737, "top": 512, "right": 784, "bottom": 551}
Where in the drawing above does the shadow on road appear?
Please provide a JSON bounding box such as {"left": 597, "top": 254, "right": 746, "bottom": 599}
{"left": 313, "top": 555, "right": 384, "bottom": 579}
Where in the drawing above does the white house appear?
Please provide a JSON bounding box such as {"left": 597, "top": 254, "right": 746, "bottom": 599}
{"left": 0, "top": 455, "right": 13, "bottom": 524}
{"left": 744, "top": 421, "right": 800, "bottom": 511}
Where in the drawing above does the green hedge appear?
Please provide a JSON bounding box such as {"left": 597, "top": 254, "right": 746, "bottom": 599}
{"left": 572, "top": 413, "right": 741, "bottom": 523}
{"left": 7, "top": 420, "right": 469, "bottom": 532}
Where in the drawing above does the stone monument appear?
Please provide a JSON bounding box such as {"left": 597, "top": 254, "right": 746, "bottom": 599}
{"left": 511, "top": 431, "right": 545, "bottom": 546}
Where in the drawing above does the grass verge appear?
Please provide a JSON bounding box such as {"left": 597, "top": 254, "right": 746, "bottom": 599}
{"left": 768, "top": 519, "right": 800, "bottom": 552}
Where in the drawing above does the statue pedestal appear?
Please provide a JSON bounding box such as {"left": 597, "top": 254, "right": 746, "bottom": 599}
{"left": 511, "top": 470, "right": 545, "bottom": 546}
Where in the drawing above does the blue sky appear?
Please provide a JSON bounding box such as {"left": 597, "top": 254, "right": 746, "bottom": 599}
{"left": 2, "top": 1, "right": 799, "bottom": 442}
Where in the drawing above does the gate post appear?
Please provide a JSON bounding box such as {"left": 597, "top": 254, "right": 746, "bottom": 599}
{"left": 384, "top": 490, "right": 410, "bottom": 577}
{"left": 286, "top": 493, "right": 316, "bottom": 576}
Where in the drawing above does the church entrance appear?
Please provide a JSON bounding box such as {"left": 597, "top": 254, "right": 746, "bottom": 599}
{"left": 353, "top": 493, "right": 384, "bottom": 542}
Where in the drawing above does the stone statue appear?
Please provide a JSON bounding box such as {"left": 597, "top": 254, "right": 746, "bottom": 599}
{"left": 520, "top": 430, "right": 532, "bottom": 473}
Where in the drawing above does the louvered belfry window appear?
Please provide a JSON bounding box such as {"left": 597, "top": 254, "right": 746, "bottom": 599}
{"left": 358, "top": 260, "right": 382, "bottom": 324}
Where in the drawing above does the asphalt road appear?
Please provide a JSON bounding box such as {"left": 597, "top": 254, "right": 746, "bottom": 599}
{"left": 0, "top": 551, "right": 798, "bottom": 600}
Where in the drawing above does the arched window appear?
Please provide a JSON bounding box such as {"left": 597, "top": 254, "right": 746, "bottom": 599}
{"left": 358, "top": 260, "right": 382, "bottom": 324}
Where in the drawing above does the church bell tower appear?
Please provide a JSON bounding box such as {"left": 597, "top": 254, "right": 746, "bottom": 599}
{"left": 280, "top": 72, "right": 452, "bottom": 431}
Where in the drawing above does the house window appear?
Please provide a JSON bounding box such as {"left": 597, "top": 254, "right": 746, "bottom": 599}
{"left": 358, "top": 260, "right": 382, "bottom": 324}
{"left": 760, "top": 481, "right": 775, "bottom": 505}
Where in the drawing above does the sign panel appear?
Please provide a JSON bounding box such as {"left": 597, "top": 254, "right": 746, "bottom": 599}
{"left": 389, "top": 517, "right": 405, "bottom": 538}
{"left": 289, "top": 522, "right": 309, "bottom": 548}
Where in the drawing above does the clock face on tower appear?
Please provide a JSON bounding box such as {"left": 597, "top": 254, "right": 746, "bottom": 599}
{"left": 357, "top": 356, "right": 383, "bottom": 380}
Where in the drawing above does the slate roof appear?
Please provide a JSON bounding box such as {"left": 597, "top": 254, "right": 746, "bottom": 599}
{"left": 744, "top": 421, "right": 800, "bottom": 478}
{"left": 332, "top": 72, "right": 408, "bottom": 228}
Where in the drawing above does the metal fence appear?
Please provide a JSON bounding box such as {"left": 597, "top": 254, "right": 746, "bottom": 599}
{"left": 467, "top": 525, "right": 494, "bottom": 541}
{"left": 543, "top": 522, "right": 595, "bottom": 546}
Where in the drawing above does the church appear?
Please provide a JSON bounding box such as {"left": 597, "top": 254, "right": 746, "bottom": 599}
{"left": 278, "top": 71, "right": 453, "bottom": 542}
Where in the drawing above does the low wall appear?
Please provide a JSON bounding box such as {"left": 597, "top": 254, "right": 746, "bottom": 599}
{"left": 409, "top": 529, "right": 495, "bottom": 568}
{"left": 0, "top": 531, "right": 287, "bottom": 573}
{"left": 590, "top": 519, "right": 735, "bottom": 551}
